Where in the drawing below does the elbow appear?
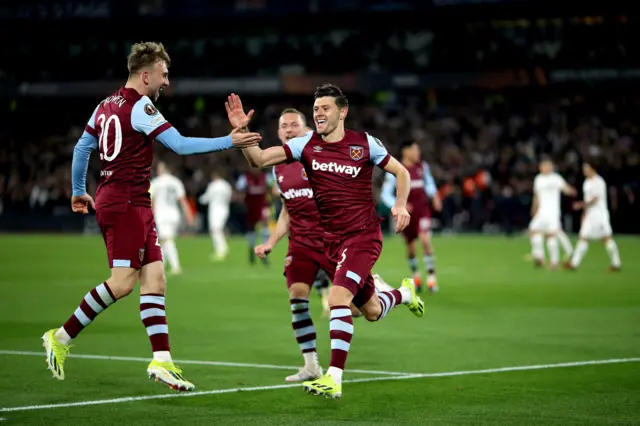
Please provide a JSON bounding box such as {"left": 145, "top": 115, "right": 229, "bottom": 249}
{"left": 255, "top": 158, "right": 269, "bottom": 169}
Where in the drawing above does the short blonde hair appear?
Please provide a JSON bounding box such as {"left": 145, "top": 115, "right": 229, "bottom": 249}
{"left": 127, "top": 42, "right": 171, "bottom": 74}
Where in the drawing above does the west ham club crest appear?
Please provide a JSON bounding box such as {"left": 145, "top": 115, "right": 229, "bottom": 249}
{"left": 301, "top": 168, "right": 308, "bottom": 180}
{"left": 350, "top": 145, "right": 364, "bottom": 161}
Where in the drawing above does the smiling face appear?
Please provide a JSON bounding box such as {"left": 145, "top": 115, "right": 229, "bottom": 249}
{"left": 313, "top": 96, "right": 347, "bottom": 136}
{"left": 143, "top": 60, "right": 170, "bottom": 101}
{"left": 126, "top": 42, "right": 171, "bottom": 101}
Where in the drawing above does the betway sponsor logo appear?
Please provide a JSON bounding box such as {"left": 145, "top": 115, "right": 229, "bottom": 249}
{"left": 410, "top": 179, "right": 424, "bottom": 189}
{"left": 311, "top": 159, "right": 361, "bottom": 177}
{"left": 283, "top": 187, "right": 314, "bottom": 200}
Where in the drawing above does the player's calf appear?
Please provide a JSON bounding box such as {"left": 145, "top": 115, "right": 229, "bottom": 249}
{"left": 287, "top": 290, "right": 323, "bottom": 382}
{"left": 55, "top": 268, "right": 136, "bottom": 344}
{"left": 568, "top": 238, "right": 589, "bottom": 269}
{"left": 546, "top": 235, "right": 560, "bottom": 268}
{"left": 139, "top": 262, "right": 171, "bottom": 360}
{"left": 530, "top": 232, "right": 545, "bottom": 266}
{"left": 42, "top": 269, "right": 134, "bottom": 380}
{"left": 139, "top": 261, "right": 195, "bottom": 391}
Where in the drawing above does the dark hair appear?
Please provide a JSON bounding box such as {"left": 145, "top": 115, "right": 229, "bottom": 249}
{"left": 314, "top": 83, "right": 348, "bottom": 109}
{"left": 582, "top": 157, "right": 597, "bottom": 170}
{"left": 279, "top": 108, "right": 307, "bottom": 126}
{"left": 401, "top": 140, "right": 416, "bottom": 150}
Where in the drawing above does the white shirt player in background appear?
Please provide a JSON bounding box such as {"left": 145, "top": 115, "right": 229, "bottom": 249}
{"left": 150, "top": 162, "right": 194, "bottom": 275}
{"left": 199, "top": 169, "right": 233, "bottom": 262}
{"left": 528, "top": 159, "right": 577, "bottom": 268}
{"left": 566, "top": 161, "right": 621, "bottom": 271}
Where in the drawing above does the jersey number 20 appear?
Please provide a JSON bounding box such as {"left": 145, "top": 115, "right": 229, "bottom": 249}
{"left": 97, "top": 114, "right": 122, "bottom": 162}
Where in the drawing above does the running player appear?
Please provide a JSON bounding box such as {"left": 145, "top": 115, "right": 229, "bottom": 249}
{"left": 243, "top": 108, "right": 329, "bottom": 382}
{"left": 228, "top": 84, "right": 424, "bottom": 399}
{"left": 381, "top": 141, "right": 442, "bottom": 292}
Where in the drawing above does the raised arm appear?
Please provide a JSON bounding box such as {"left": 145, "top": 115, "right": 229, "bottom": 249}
{"left": 241, "top": 145, "right": 289, "bottom": 168}
{"left": 131, "top": 96, "right": 261, "bottom": 155}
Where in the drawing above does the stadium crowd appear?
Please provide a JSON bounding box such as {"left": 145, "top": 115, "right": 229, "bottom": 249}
{"left": 2, "top": 87, "right": 638, "bottom": 234}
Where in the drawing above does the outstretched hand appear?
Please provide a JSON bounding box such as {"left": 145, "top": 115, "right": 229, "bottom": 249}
{"left": 230, "top": 127, "right": 262, "bottom": 148}
{"left": 225, "top": 93, "right": 254, "bottom": 130}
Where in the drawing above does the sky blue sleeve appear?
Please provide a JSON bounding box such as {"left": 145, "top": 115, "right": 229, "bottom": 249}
{"left": 380, "top": 173, "right": 397, "bottom": 208}
{"left": 272, "top": 168, "right": 281, "bottom": 193}
{"left": 423, "top": 162, "right": 437, "bottom": 197}
{"left": 366, "top": 133, "right": 390, "bottom": 165}
{"left": 85, "top": 105, "right": 100, "bottom": 135}
{"left": 266, "top": 170, "right": 275, "bottom": 187}
{"left": 284, "top": 131, "right": 313, "bottom": 161}
{"left": 155, "top": 127, "right": 233, "bottom": 155}
{"left": 71, "top": 131, "right": 98, "bottom": 196}
{"left": 131, "top": 96, "right": 171, "bottom": 137}
{"left": 236, "top": 175, "right": 247, "bottom": 191}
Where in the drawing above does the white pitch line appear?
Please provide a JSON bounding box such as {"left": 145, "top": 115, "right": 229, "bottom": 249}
{"left": 1, "top": 357, "right": 638, "bottom": 413}
{"left": 0, "top": 350, "right": 412, "bottom": 376}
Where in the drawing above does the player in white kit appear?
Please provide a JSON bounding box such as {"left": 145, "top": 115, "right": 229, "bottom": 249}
{"left": 150, "top": 162, "right": 193, "bottom": 275}
{"left": 199, "top": 170, "right": 233, "bottom": 261}
{"left": 566, "top": 161, "right": 621, "bottom": 271}
{"left": 529, "top": 159, "right": 576, "bottom": 268}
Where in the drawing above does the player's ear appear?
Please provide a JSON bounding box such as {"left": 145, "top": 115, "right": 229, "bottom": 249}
{"left": 339, "top": 107, "right": 348, "bottom": 121}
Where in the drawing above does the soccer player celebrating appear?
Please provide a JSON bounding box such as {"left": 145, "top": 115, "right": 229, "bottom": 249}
{"left": 150, "top": 161, "right": 193, "bottom": 275}
{"left": 381, "top": 141, "right": 442, "bottom": 292}
{"left": 227, "top": 84, "right": 424, "bottom": 399}
{"left": 529, "top": 158, "right": 576, "bottom": 268}
{"left": 233, "top": 107, "right": 331, "bottom": 382}
{"left": 42, "top": 42, "right": 261, "bottom": 391}
{"left": 566, "top": 161, "right": 621, "bottom": 271}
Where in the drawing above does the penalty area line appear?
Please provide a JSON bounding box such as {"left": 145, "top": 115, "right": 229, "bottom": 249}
{"left": 0, "top": 350, "right": 413, "bottom": 376}
{"left": 1, "top": 356, "right": 639, "bottom": 413}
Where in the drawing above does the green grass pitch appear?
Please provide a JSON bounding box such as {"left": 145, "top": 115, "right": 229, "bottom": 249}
{"left": 0, "top": 234, "right": 639, "bottom": 425}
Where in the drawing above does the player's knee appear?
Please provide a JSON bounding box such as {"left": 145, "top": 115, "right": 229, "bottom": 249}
{"left": 139, "top": 261, "right": 166, "bottom": 294}
{"left": 107, "top": 269, "right": 139, "bottom": 298}
{"left": 289, "top": 283, "right": 310, "bottom": 300}
{"left": 362, "top": 304, "right": 382, "bottom": 322}
{"left": 328, "top": 285, "right": 353, "bottom": 307}
{"left": 349, "top": 304, "right": 363, "bottom": 318}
